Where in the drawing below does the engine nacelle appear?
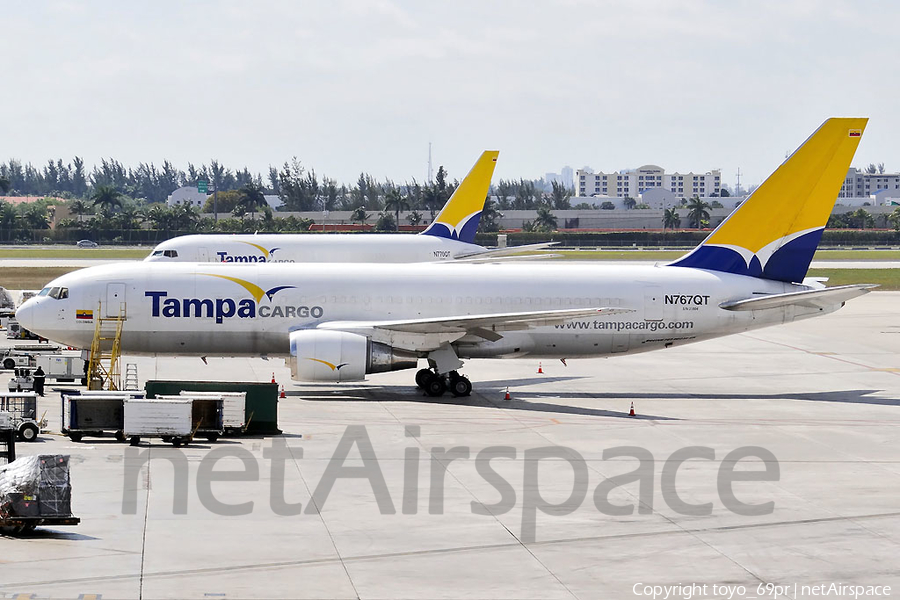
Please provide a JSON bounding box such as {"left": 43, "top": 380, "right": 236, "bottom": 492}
{"left": 290, "top": 330, "right": 418, "bottom": 382}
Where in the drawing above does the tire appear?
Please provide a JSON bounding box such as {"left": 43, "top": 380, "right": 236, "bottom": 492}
{"left": 425, "top": 377, "right": 447, "bottom": 397}
{"left": 161, "top": 436, "right": 173, "bottom": 443}
{"left": 129, "top": 436, "right": 141, "bottom": 446}
{"left": 415, "top": 369, "right": 433, "bottom": 389}
{"left": 115, "top": 430, "right": 127, "bottom": 443}
{"left": 3, "top": 358, "right": 14, "bottom": 370}
{"left": 18, "top": 423, "right": 39, "bottom": 442}
{"left": 68, "top": 432, "right": 83, "bottom": 442}
{"left": 450, "top": 376, "right": 472, "bottom": 397}
{"left": 205, "top": 433, "right": 219, "bottom": 443}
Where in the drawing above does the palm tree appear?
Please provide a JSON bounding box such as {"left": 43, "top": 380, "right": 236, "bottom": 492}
{"left": 686, "top": 196, "right": 711, "bottom": 229}
{"left": 406, "top": 210, "right": 423, "bottom": 227}
{"left": 663, "top": 208, "right": 681, "bottom": 230}
{"left": 237, "top": 183, "right": 267, "bottom": 217}
{"left": 69, "top": 199, "right": 90, "bottom": 224}
{"left": 383, "top": 189, "right": 409, "bottom": 231}
{"left": 351, "top": 206, "right": 368, "bottom": 225}
{"left": 146, "top": 204, "right": 172, "bottom": 231}
{"left": 91, "top": 185, "right": 123, "bottom": 213}
{"left": 533, "top": 206, "right": 557, "bottom": 232}
{"left": 478, "top": 198, "right": 502, "bottom": 233}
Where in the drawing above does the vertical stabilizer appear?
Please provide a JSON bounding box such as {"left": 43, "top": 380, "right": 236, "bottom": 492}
{"left": 671, "top": 118, "right": 867, "bottom": 283}
{"left": 421, "top": 151, "right": 499, "bottom": 244}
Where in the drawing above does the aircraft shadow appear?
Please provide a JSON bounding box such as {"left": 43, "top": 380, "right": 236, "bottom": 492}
{"left": 289, "top": 387, "right": 678, "bottom": 420}
{"left": 508, "top": 389, "right": 898, "bottom": 406}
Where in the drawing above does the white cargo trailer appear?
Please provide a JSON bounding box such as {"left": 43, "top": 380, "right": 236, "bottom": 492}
{"left": 36, "top": 353, "right": 86, "bottom": 383}
{"left": 123, "top": 398, "right": 193, "bottom": 446}
{"left": 178, "top": 391, "right": 246, "bottom": 434}
{"left": 62, "top": 393, "right": 133, "bottom": 442}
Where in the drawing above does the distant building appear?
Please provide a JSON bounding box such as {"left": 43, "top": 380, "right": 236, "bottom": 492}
{"left": 576, "top": 164, "right": 721, "bottom": 200}
{"left": 840, "top": 168, "right": 900, "bottom": 199}
{"left": 264, "top": 194, "right": 284, "bottom": 211}
{"left": 166, "top": 186, "right": 208, "bottom": 208}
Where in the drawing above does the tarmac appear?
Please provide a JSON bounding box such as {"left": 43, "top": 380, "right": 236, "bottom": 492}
{"left": 0, "top": 292, "right": 899, "bottom": 599}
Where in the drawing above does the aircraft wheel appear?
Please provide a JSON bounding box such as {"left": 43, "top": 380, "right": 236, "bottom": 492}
{"left": 425, "top": 376, "right": 447, "bottom": 397}
{"left": 449, "top": 375, "right": 472, "bottom": 397}
{"left": 415, "top": 368, "right": 433, "bottom": 389}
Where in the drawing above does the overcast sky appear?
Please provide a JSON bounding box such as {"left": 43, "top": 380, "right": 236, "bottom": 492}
{"left": 5, "top": 0, "right": 897, "bottom": 189}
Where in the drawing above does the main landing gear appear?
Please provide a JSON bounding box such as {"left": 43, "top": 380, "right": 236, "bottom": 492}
{"left": 416, "top": 368, "right": 472, "bottom": 397}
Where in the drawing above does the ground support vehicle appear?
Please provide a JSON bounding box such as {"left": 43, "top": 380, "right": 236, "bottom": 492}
{"left": 0, "top": 393, "right": 42, "bottom": 442}
{"left": 123, "top": 398, "right": 193, "bottom": 446}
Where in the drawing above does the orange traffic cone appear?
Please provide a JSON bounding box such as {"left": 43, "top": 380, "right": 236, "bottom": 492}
{"left": 504, "top": 387, "right": 511, "bottom": 400}
{"left": 271, "top": 372, "right": 276, "bottom": 383}
{"left": 629, "top": 402, "right": 635, "bottom": 417}
{"left": 280, "top": 385, "right": 286, "bottom": 399}
{"left": 537, "top": 362, "right": 543, "bottom": 374}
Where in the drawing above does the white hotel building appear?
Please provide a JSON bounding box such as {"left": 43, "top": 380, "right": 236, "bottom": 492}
{"left": 576, "top": 165, "right": 721, "bottom": 200}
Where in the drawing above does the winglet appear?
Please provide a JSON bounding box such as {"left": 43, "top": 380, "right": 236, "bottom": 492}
{"left": 671, "top": 118, "right": 867, "bottom": 283}
{"left": 421, "top": 151, "right": 499, "bottom": 244}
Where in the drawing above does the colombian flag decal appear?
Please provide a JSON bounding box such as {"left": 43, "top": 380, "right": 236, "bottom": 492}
{"left": 76, "top": 309, "right": 93, "bottom": 320}
{"left": 849, "top": 129, "right": 862, "bottom": 137}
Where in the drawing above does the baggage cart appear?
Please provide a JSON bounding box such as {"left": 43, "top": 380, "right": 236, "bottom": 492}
{"left": 123, "top": 398, "right": 193, "bottom": 446}
{"left": 158, "top": 395, "right": 224, "bottom": 442}
{"left": 178, "top": 391, "right": 246, "bottom": 434}
{"left": 0, "top": 455, "right": 80, "bottom": 534}
{"left": 61, "top": 393, "right": 131, "bottom": 442}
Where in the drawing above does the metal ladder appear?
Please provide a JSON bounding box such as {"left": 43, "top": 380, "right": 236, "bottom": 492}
{"left": 87, "top": 302, "right": 126, "bottom": 391}
{"left": 123, "top": 363, "right": 139, "bottom": 391}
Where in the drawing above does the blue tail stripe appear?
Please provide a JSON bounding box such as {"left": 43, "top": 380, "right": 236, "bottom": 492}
{"left": 671, "top": 229, "right": 822, "bottom": 283}
{"left": 421, "top": 211, "right": 482, "bottom": 244}
{"left": 762, "top": 229, "right": 823, "bottom": 283}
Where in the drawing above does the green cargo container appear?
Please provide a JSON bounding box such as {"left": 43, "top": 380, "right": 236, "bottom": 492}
{"left": 144, "top": 381, "right": 280, "bottom": 435}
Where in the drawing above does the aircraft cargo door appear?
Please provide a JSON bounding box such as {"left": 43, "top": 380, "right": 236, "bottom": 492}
{"left": 106, "top": 283, "right": 126, "bottom": 317}
{"left": 644, "top": 285, "right": 663, "bottom": 321}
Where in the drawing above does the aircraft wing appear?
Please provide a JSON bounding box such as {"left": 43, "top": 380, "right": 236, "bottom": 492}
{"left": 452, "top": 241, "right": 559, "bottom": 260}
{"left": 315, "top": 307, "right": 633, "bottom": 345}
{"left": 719, "top": 284, "right": 877, "bottom": 312}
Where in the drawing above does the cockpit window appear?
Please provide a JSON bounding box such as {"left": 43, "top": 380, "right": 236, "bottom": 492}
{"left": 48, "top": 287, "right": 60, "bottom": 299}
{"left": 38, "top": 287, "right": 50, "bottom": 296}
{"left": 59, "top": 287, "right": 68, "bottom": 299}
{"left": 151, "top": 249, "right": 178, "bottom": 258}
{"left": 46, "top": 287, "right": 68, "bottom": 300}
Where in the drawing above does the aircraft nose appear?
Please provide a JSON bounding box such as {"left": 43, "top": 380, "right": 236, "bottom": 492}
{"left": 15, "top": 298, "right": 35, "bottom": 331}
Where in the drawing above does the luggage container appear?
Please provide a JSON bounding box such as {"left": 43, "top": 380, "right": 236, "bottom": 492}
{"left": 157, "top": 395, "right": 224, "bottom": 442}
{"left": 178, "top": 391, "right": 246, "bottom": 435}
{"left": 61, "top": 393, "right": 132, "bottom": 442}
{"left": 0, "top": 392, "right": 42, "bottom": 442}
{"left": 123, "top": 398, "right": 193, "bottom": 446}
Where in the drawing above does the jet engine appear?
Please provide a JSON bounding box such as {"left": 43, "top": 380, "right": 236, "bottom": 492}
{"left": 289, "top": 330, "right": 418, "bottom": 382}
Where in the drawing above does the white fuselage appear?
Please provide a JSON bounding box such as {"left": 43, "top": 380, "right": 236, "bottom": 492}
{"left": 145, "top": 234, "right": 486, "bottom": 263}
{"left": 17, "top": 262, "right": 829, "bottom": 361}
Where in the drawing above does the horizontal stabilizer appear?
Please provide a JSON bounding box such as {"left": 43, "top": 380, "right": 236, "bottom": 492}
{"left": 452, "top": 242, "right": 559, "bottom": 261}
{"left": 317, "top": 306, "right": 633, "bottom": 335}
{"left": 719, "top": 284, "right": 877, "bottom": 312}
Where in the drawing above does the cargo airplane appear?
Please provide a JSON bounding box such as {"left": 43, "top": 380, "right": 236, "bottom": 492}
{"left": 17, "top": 118, "right": 873, "bottom": 397}
{"left": 145, "top": 151, "right": 551, "bottom": 264}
